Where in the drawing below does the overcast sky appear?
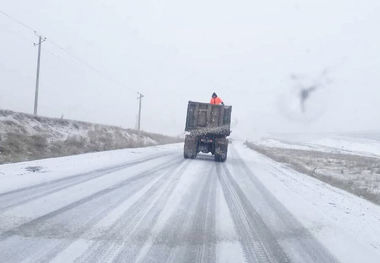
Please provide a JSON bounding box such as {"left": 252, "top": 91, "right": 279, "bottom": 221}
{"left": 1, "top": 0, "right": 379, "bottom": 136}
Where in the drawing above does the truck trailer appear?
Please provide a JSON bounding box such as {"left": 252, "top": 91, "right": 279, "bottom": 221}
{"left": 184, "top": 101, "right": 232, "bottom": 162}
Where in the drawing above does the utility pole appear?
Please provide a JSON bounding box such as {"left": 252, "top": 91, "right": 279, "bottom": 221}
{"left": 137, "top": 92, "right": 144, "bottom": 132}
{"left": 33, "top": 33, "right": 46, "bottom": 115}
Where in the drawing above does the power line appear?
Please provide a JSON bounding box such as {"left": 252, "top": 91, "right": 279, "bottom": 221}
{"left": 0, "top": 9, "right": 36, "bottom": 32}
{"left": 47, "top": 40, "right": 131, "bottom": 90}
{"left": 0, "top": 8, "right": 133, "bottom": 92}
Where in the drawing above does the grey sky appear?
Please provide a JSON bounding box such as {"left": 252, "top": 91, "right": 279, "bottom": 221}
{"left": 1, "top": 0, "right": 379, "bottom": 136}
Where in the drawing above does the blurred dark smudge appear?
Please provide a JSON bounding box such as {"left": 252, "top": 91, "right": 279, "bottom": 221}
{"left": 300, "top": 86, "right": 316, "bottom": 112}
{"left": 291, "top": 69, "right": 331, "bottom": 113}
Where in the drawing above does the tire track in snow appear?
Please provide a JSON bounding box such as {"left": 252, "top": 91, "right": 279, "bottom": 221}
{"left": 178, "top": 164, "right": 217, "bottom": 263}
{"left": 229, "top": 147, "right": 338, "bottom": 262}
{"left": 217, "top": 163, "right": 290, "bottom": 263}
{"left": 0, "top": 158, "right": 181, "bottom": 247}
{"left": 31, "top": 159, "right": 187, "bottom": 263}
{"left": 138, "top": 162, "right": 217, "bottom": 263}
{"left": 0, "top": 152, "right": 175, "bottom": 212}
{"left": 75, "top": 160, "right": 191, "bottom": 263}
{"left": 4, "top": 175, "right": 150, "bottom": 263}
{"left": 111, "top": 160, "right": 193, "bottom": 263}
{"left": 0, "top": 158, "right": 182, "bottom": 262}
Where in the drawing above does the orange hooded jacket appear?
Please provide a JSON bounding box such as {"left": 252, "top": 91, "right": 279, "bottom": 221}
{"left": 210, "top": 97, "right": 223, "bottom": 105}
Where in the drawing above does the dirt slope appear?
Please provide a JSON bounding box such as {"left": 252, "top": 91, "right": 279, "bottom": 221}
{"left": 0, "top": 109, "right": 182, "bottom": 164}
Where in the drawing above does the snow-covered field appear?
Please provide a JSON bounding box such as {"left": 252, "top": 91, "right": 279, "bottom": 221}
{"left": 0, "top": 141, "right": 380, "bottom": 262}
{"left": 0, "top": 109, "right": 181, "bottom": 164}
{"left": 254, "top": 133, "right": 380, "bottom": 157}
{"left": 247, "top": 134, "right": 380, "bottom": 205}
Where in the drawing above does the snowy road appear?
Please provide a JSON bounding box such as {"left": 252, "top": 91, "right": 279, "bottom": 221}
{"left": 1, "top": 142, "right": 380, "bottom": 262}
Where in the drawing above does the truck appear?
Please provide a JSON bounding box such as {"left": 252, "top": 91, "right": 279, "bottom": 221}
{"left": 184, "top": 101, "right": 232, "bottom": 162}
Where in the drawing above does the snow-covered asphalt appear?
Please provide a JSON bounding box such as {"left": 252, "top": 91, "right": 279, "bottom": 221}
{"left": 1, "top": 142, "right": 380, "bottom": 262}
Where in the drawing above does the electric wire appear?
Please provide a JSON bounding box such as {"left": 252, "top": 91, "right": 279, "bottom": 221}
{"left": 0, "top": 8, "right": 133, "bottom": 92}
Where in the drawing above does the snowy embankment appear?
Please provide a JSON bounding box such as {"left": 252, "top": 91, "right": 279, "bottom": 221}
{"left": 247, "top": 133, "right": 380, "bottom": 205}
{"left": 0, "top": 109, "right": 182, "bottom": 164}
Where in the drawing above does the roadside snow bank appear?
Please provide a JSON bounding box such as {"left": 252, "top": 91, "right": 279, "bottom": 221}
{"left": 0, "top": 109, "right": 182, "bottom": 164}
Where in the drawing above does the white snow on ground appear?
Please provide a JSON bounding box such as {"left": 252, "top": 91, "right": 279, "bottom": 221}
{"left": 0, "top": 144, "right": 179, "bottom": 193}
{"left": 254, "top": 133, "right": 380, "bottom": 157}
{"left": 253, "top": 138, "right": 319, "bottom": 151}
{"left": 0, "top": 142, "right": 380, "bottom": 262}
{"left": 238, "top": 141, "right": 380, "bottom": 262}
{"left": 310, "top": 136, "right": 380, "bottom": 156}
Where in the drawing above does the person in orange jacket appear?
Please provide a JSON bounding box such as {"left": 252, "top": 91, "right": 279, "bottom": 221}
{"left": 210, "top": 92, "right": 224, "bottom": 105}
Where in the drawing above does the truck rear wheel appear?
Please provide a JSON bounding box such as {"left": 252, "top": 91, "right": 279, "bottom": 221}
{"left": 215, "top": 153, "right": 227, "bottom": 162}
{"left": 184, "top": 135, "right": 198, "bottom": 159}
{"left": 214, "top": 138, "right": 228, "bottom": 162}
